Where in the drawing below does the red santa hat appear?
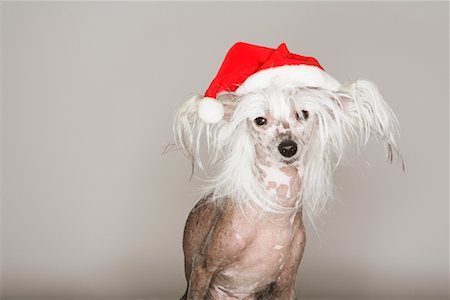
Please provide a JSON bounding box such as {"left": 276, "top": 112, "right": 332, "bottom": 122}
{"left": 198, "top": 42, "right": 341, "bottom": 123}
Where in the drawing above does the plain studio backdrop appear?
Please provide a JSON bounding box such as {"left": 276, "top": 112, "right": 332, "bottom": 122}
{"left": 1, "top": 2, "right": 448, "bottom": 300}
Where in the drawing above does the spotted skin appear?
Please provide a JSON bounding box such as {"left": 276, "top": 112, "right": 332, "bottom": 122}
{"left": 181, "top": 102, "right": 309, "bottom": 300}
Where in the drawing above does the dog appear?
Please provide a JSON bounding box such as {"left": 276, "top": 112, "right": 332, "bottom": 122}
{"left": 171, "top": 43, "right": 400, "bottom": 300}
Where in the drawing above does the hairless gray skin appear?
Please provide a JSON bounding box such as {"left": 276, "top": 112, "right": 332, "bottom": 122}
{"left": 181, "top": 111, "right": 308, "bottom": 300}
{"left": 181, "top": 191, "right": 305, "bottom": 300}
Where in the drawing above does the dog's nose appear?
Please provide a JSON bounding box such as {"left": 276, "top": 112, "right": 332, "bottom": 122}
{"left": 278, "top": 140, "right": 298, "bottom": 158}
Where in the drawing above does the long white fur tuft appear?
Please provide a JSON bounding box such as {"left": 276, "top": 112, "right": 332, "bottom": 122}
{"left": 294, "top": 80, "right": 401, "bottom": 221}
{"left": 340, "top": 80, "right": 401, "bottom": 164}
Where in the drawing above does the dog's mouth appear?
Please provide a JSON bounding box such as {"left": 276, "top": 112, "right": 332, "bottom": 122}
{"left": 281, "top": 156, "right": 300, "bottom": 165}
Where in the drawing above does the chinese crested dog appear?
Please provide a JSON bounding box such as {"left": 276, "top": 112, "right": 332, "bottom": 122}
{"left": 171, "top": 43, "right": 400, "bottom": 300}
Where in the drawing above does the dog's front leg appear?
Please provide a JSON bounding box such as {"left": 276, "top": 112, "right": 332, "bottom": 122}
{"left": 186, "top": 254, "right": 215, "bottom": 300}
{"left": 271, "top": 224, "right": 306, "bottom": 300}
{"left": 185, "top": 206, "right": 252, "bottom": 300}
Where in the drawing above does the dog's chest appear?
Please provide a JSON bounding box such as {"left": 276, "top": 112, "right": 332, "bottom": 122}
{"left": 211, "top": 217, "right": 302, "bottom": 297}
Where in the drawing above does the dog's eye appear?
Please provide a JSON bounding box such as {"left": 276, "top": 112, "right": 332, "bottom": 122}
{"left": 254, "top": 117, "right": 267, "bottom": 126}
{"left": 302, "top": 110, "right": 309, "bottom": 120}
{"left": 296, "top": 110, "right": 309, "bottom": 121}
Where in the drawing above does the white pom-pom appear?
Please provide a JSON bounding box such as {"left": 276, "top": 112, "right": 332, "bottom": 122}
{"left": 198, "top": 97, "right": 224, "bottom": 123}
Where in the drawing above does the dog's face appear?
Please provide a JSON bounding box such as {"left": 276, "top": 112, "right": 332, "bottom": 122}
{"left": 229, "top": 88, "right": 318, "bottom": 168}
{"left": 249, "top": 104, "right": 311, "bottom": 166}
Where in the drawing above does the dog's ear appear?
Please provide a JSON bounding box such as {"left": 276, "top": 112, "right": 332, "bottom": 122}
{"left": 172, "top": 92, "right": 239, "bottom": 172}
{"left": 338, "top": 80, "right": 402, "bottom": 166}
{"left": 217, "top": 92, "right": 239, "bottom": 122}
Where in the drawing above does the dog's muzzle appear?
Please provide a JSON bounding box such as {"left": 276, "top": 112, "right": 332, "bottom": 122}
{"left": 278, "top": 140, "right": 298, "bottom": 158}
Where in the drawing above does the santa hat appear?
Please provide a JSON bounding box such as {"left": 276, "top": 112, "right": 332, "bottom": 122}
{"left": 198, "top": 42, "right": 341, "bottom": 123}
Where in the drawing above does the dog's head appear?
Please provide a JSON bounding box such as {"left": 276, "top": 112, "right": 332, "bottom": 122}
{"left": 172, "top": 80, "right": 401, "bottom": 218}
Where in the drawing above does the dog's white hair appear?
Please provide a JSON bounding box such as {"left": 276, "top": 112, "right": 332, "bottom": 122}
{"left": 172, "top": 80, "right": 400, "bottom": 220}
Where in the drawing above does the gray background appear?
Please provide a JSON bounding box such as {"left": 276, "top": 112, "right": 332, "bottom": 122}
{"left": 1, "top": 2, "right": 448, "bottom": 299}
